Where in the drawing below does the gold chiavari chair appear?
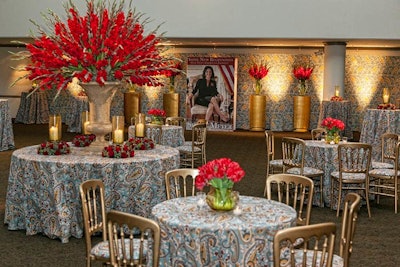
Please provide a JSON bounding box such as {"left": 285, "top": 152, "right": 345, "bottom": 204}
{"left": 165, "top": 168, "right": 199, "bottom": 200}
{"left": 264, "top": 130, "right": 283, "bottom": 197}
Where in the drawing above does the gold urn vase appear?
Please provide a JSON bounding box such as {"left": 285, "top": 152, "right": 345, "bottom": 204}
{"left": 293, "top": 95, "right": 311, "bottom": 132}
{"left": 163, "top": 93, "right": 180, "bottom": 117}
{"left": 124, "top": 91, "right": 141, "bottom": 125}
{"left": 249, "top": 94, "right": 266, "bottom": 131}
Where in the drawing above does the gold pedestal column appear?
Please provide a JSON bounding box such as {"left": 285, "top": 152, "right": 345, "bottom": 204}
{"left": 124, "top": 92, "right": 141, "bottom": 125}
{"left": 293, "top": 95, "right": 311, "bottom": 132}
{"left": 249, "top": 95, "right": 266, "bottom": 131}
{"left": 163, "top": 93, "right": 180, "bottom": 117}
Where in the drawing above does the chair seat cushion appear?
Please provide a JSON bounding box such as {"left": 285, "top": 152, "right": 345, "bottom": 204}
{"left": 331, "top": 171, "right": 367, "bottom": 181}
{"left": 191, "top": 105, "right": 208, "bottom": 115}
{"left": 286, "top": 167, "right": 324, "bottom": 176}
{"left": 279, "top": 249, "right": 344, "bottom": 267}
{"left": 369, "top": 168, "right": 400, "bottom": 177}
{"left": 91, "top": 238, "right": 147, "bottom": 260}
{"left": 371, "top": 161, "right": 394, "bottom": 169}
{"left": 270, "top": 159, "right": 283, "bottom": 167}
{"left": 176, "top": 145, "right": 202, "bottom": 153}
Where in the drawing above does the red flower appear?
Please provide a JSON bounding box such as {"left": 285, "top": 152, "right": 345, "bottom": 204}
{"left": 248, "top": 62, "right": 269, "bottom": 81}
{"left": 12, "top": 0, "right": 179, "bottom": 91}
{"left": 293, "top": 66, "right": 313, "bottom": 81}
{"left": 321, "top": 117, "right": 345, "bottom": 131}
{"left": 148, "top": 109, "right": 166, "bottom": 117}
{"left": 195, "top": 158, "right": 245, "bottom": 190}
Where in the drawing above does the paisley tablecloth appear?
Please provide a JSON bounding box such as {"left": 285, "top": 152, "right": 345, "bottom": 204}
{"left": 4, "top": 144, "right": 180, "bottom": 243}
{"left": 151, "top": 196, "right": 296, "bottom": 266}
{"left": 128, "top": 125, "right": 185, "bottom": 147}
{"left": 360, "top": 109, "right": 400, "bottom": 161}
{"left": 0, "top": 99, "right": 15, "bottom": 151}
{"left": 15, "top": 91, "right": 49, "bottom": 124}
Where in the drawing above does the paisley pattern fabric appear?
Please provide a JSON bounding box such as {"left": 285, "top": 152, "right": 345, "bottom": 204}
{"left": 15, "top": 91, "right": 50, "bottom": 124}
{"left": 4, "top": 144, "right": 180, "bottom": 243}
{"left": 304, "top": 141, "right": 339, "bottom": 208}
{"left": 128, "top": 125, "right": 185, "bottom": 148}
{"left": 151, "top": 196, "right": 297, "bottom": 267}
{"left": 360, "top": 109, "right": 400, "bottom": 161}
{"left": 91, "top": 238, "right": 148, "bottom": 260}
{"left": 279, "top": 248, "right": 344, "bottom": 267}
{"left": 0, "top": 99, "right": 15, "bottom": 151}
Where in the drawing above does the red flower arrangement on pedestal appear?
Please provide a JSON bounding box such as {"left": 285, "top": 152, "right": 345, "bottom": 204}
{"left": 248, "top": 61, "right": 269, "bottom": 95}
{"left": 11, "top": 0, "right": 179, "bottom": 91}
{"left": 293, "top": 65, "right": 314, "bottom": 95}
{"left": 164, "top": 61, "right": 183, "bottom": 93}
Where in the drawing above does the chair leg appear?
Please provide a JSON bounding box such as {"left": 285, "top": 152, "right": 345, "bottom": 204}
{"left": 365, "top": 186, "right": 371, "bottom": 218}
{"left": 336, "top": 182, "right": 342, "bottom": 217}
{"left": 319, "top": 176, "right": 324, "bottom": 207}
{"left": 330, "top": 178, "right": 334, "bottom": 211}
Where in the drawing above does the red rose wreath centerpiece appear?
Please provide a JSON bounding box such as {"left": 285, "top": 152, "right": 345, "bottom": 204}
{"left": 195, "top": 158, "right": 245, "bottom": 211}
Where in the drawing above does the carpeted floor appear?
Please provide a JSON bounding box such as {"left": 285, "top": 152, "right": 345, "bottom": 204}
{"left": 0, "top": 124, "right": 399, "bottom": 266}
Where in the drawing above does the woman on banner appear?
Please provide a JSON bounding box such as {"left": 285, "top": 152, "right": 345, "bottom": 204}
{"left": 187, "top": 66, "right": 229, "bottom": 123}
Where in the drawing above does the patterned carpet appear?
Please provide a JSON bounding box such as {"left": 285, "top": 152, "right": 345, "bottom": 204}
{"left": 0, "top": 124, "right": 398, "bottom": 266}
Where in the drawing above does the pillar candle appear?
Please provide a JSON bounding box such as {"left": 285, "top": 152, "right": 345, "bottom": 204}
{"left": 113, "top": 129, "right": 124, "bottom": 144}
{"left": 136, "top": 123, "right": 145, "bottom": 137}
{"left": 83, "top": 121, "right": 90, "bottom": 134}
{"left": 49, "top": 126, "right": 59, "bottom": 141}
{"left": 335, "top": 86, "right": 340, "bottom": 97}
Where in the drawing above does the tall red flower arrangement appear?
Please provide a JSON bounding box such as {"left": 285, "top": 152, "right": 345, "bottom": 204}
{"left": 293, "top": 65, "right": 314, "bottom": 95}
{"left": 248, "top": 62, "right": 269, "bottom": 95}
{"left": 12, "top": 0, "right": 179, "bottom": 91}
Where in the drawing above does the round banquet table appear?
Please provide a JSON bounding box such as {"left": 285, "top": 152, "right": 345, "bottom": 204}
{"left": 4, "top": 144, "right": 180, "bottom": 243}
{"left": 128, "top": 125, "right": 185, "bottom": 147}
{"left": 151, "top": 195, "right": 297, "bottom": 266}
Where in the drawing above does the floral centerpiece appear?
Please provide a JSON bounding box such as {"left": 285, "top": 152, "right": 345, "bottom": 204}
{"left": 248, "top": 61, "right": 269, "bottom": 95}
{"left": 330, "top": 95, "right": 343, "bottom": 102}
{"left": 126, "top": 137, "right": 155, "bottom": 150}
{"left": 72, "top": 134, "right": 96, "bottom": 147}
{"left": 377, "top": 103, "right": 396, "bottom": 110}
{"left": 321, "top": 117, "right": 345, "bottom": 144}
{"left": 102, "top": 144, "right": 134, "bottom": 158}
{"left": 148, "top": 108, "right": 166, "bottom": 125}
{"left": 293, "top": 65, "right": 314, "bottom": 95}
{"left": 37, "top": 141, "right": 71, "bottom": 156}
{"left": 12, "top": 0, "right": 179, "bottom": 90}
{"left": 164, "top": 61, "right": 183, "bottom": 93}
{"left": 11, "top": 0, "right": 180, "bottom": 148}
{"left": 195, "top": 158, "right": 245, "bottom": 211}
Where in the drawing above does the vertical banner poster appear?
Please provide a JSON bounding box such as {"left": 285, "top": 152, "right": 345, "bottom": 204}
{"left": 185, "top": 57, "right": 238, "bottom": 131}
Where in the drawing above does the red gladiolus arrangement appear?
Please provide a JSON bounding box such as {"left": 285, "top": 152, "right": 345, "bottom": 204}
{"left": 12, "top": 0, "right": 178, "bottom": 91}
{"left": 195, "top": 158, "right": 245, "bottom": 191}
{"left": 248, "top": 62, "right": 269, "bottom": 94}
{"left": 293, "top": 65, "right": 314, "bottom": 95}
{"left": 147, "top": 109, "right": 166, "bottom": 118}
{"left": 321, "top": 117, "right": 345, "bottom": 134}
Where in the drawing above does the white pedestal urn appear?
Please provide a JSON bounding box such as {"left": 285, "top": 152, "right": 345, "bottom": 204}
{"left": 81, "top": 82, "right": 119, "bottom": 149}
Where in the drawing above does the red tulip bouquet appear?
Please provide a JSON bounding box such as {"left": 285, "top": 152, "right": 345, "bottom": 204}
{"left": 248, "top": 61, "right": 269, "bottom": 95}
{"left": 293, "top": 65, "right": 314, "bottom": 95}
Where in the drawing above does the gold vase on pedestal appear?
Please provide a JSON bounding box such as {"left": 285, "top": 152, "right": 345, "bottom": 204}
{"left": 163, "top": 93, "right": 180, "bottom": 117}
{"left": 293, "top": 95, "right": 311, "bottom": 132}
{"left": 249, "top": 94, "right": 266, "bottom": 131}
{"left": 124, "top": 92, "right": 141, "bottom": 125}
